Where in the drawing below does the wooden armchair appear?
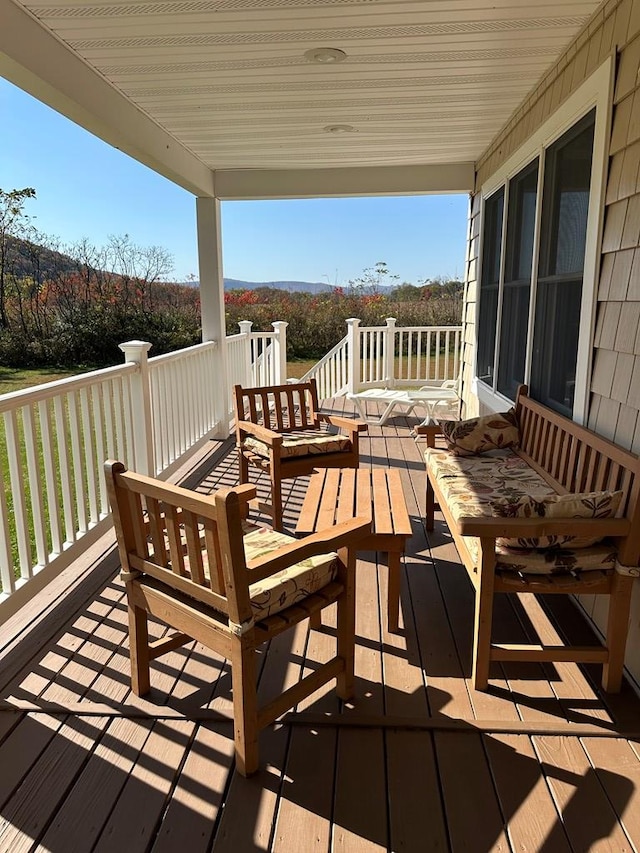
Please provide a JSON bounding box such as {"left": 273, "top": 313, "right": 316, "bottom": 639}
{"left": 106, "top": 460, "right": 369, "bottom": 776}
{"left": 234, "top": 378, "right": 368, "bottom": 529}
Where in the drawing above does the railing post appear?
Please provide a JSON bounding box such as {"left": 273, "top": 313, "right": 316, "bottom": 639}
{"left": 346, "top": 318, "right": 361, "bottom": 394}
{"left": 272, "top": 321, "right": 288, "bottom": 385}
{"left": 119, "top": 340, "right": 155, "bottom": 476}
{"left": 384, "top": 317, "right": 397, "bottom": 388}
{"left": 238, "top": 320, "right": 253, "bottom": 386}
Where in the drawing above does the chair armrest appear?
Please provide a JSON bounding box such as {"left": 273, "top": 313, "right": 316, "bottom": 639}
{"left": 456, "top": 516, "right": 631, "bottom": 538}
{"left": 246, "top": 517, "right": 371, "bottom": 583}
{"left": 317, "top": 413, "right": 368, "bottom": 433}
{"left": 236, "top": 420, "right": 284, "bottom": 446}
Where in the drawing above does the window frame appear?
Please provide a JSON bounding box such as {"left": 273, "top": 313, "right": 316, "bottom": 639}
{"left": 473, "top": 57, "right": 613, "bottom": 424}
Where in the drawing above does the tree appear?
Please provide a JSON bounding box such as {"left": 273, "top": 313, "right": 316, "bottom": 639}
{"left": 347, "top": 261, "right": 399, "bottom": 293}
{"left": 0, "top": 188, "right": 36, "bottom": 327}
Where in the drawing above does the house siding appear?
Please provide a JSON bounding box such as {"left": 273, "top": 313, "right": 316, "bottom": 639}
{"left": 463, "top": 0, "right": 640, "bottom": 689}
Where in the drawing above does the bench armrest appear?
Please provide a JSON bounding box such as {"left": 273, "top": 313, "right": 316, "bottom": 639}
{"left": 415, "top": 423, "right": 443, "bottom": 447}
{"left": 317, "top": 413, "right": 368, "bottom": 434}
{"left": 247, "top": 517, "right": 371, "bottom": 583}
{"left": 456, "top": 516, "right": 631, "bottom": 539}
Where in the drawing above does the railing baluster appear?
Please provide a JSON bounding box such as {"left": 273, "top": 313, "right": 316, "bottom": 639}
{"left": 0, "top": 454, "right": 15, "bottom": 594}
{"left": 4, "top": 410, "right": 31, "bottom": 579}
{"left": 80, "top": 387, "right": 99, "bottom": 525}
{"left": 39, "top": 399, "right": 63, "bottom": 555}
{"left": 54, "top": 394, "right": 76, "bottom": 545}
{"left": 67, "top": 390, "right": 88, "bottom": 535}
{"left": 90, "top": 386, "right": 109, "bottom": 518}
{"left": 23, "top": 404, "right": 48, "bottom": 568}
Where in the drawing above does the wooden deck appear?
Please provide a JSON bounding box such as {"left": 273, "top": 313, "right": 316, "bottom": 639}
{"left": 2, "top": 398, "right": 640, "bottom": 853}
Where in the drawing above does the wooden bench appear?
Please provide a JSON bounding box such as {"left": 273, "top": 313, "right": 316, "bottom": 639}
{"left": 417, "top": 385, "right": 640, "bottom": 693}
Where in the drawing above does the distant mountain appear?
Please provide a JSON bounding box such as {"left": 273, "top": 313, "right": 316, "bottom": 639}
{"left": 181, "top": 278, "right": 334, "bottom": 294}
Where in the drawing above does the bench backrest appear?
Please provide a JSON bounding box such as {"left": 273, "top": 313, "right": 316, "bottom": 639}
{"left": 515, "top": 386, "right": 640, "bottom": 564}
{"left": 234, "top": 379, "right": 321, "bottom": 434}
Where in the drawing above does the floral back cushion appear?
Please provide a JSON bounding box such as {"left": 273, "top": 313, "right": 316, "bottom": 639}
{"left": 439, "top": 409, "right": 520, "bottom": 456}
{"left": 491, "top": 490, "right": 623, "bottom": 549}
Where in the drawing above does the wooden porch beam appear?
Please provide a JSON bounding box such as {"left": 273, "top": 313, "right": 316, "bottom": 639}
{"left": 213, "top": 163, "right": 475, "bottom": 200}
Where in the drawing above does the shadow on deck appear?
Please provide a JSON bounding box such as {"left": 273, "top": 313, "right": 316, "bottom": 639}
{"left": 1, "top": 398, "right": 640, "bottom": 852}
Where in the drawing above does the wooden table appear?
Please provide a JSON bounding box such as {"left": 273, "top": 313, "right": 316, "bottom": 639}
{"left": 296, "top": 467, "right": 412, "bottom": 632}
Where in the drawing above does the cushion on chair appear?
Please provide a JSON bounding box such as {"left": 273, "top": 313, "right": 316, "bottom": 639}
{"left": 439, "top": 409, "right": 520, "bottom": 456}
{"left": 242, "top": 525, "right": 338, "bottom": 619}
{"left": 491, "top": 490, "right": 623, "bottom": 549}
{"left": 153, "top": 520, "right": 337, "bottom": 620}
{"left": 244, "top": 429, "right": 352, "bottom": 459}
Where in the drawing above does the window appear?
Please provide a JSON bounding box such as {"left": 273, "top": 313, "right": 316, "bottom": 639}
{"left": 477, "top": 188, "right": 504, "bottom": 386}
{"left": 474, "top": 64, "right": 607, "bottom": 423}
{"left": 497, "top": 160, "right": 538, "bottom": 401}
{"left": 531, "top": 112, "right": 595, "bottom": 415}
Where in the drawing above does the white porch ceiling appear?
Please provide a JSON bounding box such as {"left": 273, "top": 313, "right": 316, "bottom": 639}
{"left": 1, "top": 0, "right": 603, "bottom": 196}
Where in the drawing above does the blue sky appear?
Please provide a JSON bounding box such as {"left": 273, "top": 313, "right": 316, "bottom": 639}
{"left": 1, "top": 77, "right": 468, "bottom": 285}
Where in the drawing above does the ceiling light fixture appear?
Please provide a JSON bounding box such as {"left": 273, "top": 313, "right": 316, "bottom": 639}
{"left": 323, "top": 124, "right": 355, "bottom": 133}
{"left": 304, "top": 47, "right": 347, "bottom": 64}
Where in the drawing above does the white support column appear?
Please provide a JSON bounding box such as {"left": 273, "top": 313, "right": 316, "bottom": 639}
{"left": 197, "top": 196, "right": 230, "bottom": 436}
{"left": 384, "top": 317, "right": 397, "bottom": 388}
{"left": 238, "top": 320, "right": 253, "bottom": 386}
{"left": 272, "top": 321, "right": 288, "bottom": 385}
{"left": 346, "top": 318, "right": 361, "bottom": 395}
{"left": 119, "top": 340, "right": 154, "bottom": 476}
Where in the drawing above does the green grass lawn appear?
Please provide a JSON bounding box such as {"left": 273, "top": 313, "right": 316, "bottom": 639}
{"left": 0, "top": 367, "right": 76, "bottom": 396}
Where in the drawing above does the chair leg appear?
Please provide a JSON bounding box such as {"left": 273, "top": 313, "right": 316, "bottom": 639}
{"left": 602, "top": 573, "right": 634, "bottom": 692}
{"left": 270, "top": 467, "right": 283, "bottom": 531}
{"left": 238, "top": 450, "right": 249, "bottom": 485}
{"left": 128, "top": 599, "right": 151, "bottom": 696}
{"left": 472, "top": 540, "right": 496, "bottom": 691}
{"left": 231, "top": 641, "right": 259, "bottom": 777}
{"left": 335, "top": 546, "right": 356, "bottom": 700}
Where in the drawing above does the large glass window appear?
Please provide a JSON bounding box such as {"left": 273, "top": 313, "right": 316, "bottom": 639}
{"left": 477, "top": 188, "right": 504, "bottom": 387}
{"left": 497, "top": 160, "right": 538, "bottom": 400}
{"left": 531, "top": 111, "right": 595, "bottom": 415}
{"left": 476, "top": 108, "right": 596, "bottom": 417}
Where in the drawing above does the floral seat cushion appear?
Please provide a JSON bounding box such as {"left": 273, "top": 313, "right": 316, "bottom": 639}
{"left": 244, "top": 429, "right": 352, "bottom": 460}
{"left": 466, "top": 537, "right": 617, "bottom": 575}
{"left": 425, "top": 447, "right": 553, "bottom": 521}
{"left": 243, "top": 525, "right": 338, "bottom": 619}
{"left": 425, "top": 447, "right": 617, "bottom": 575}
{"left": 152, "top": 520, "right": 337, "bottom": 620}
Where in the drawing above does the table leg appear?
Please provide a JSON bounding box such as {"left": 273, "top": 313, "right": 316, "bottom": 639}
{"left": 387, "top": 549, "right": 402, "bottom": 633}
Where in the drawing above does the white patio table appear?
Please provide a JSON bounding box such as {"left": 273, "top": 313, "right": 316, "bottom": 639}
{"left": 347, "top": 386, "right": 459, "bottom": 426}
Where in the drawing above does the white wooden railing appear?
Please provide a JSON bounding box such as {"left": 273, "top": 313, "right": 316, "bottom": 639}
{"left": 0, "top": 340, "right": 225, "bottom": 618}
{"left": 149, "top": 341, "right": 219, "bottom": 474}
{"left": 299, "top": 336, "right": 350, "bottom": 399}
{"left": 300, "top": 318, "right": 463, "bottom": 399}
{"left": 0, "top": 358, "right": 138, "bottom": 615}
{"left": 226, "top": 321, "right": 287, "bottom": 399}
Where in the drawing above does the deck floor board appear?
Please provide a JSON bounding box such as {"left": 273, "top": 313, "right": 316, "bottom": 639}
{"left": 1, "top": 399, "right": 639, "bottom": 852}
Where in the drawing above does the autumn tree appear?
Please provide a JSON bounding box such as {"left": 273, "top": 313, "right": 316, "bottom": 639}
{"left": 0, "top": 187, "right": 36, "bottom": 327}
